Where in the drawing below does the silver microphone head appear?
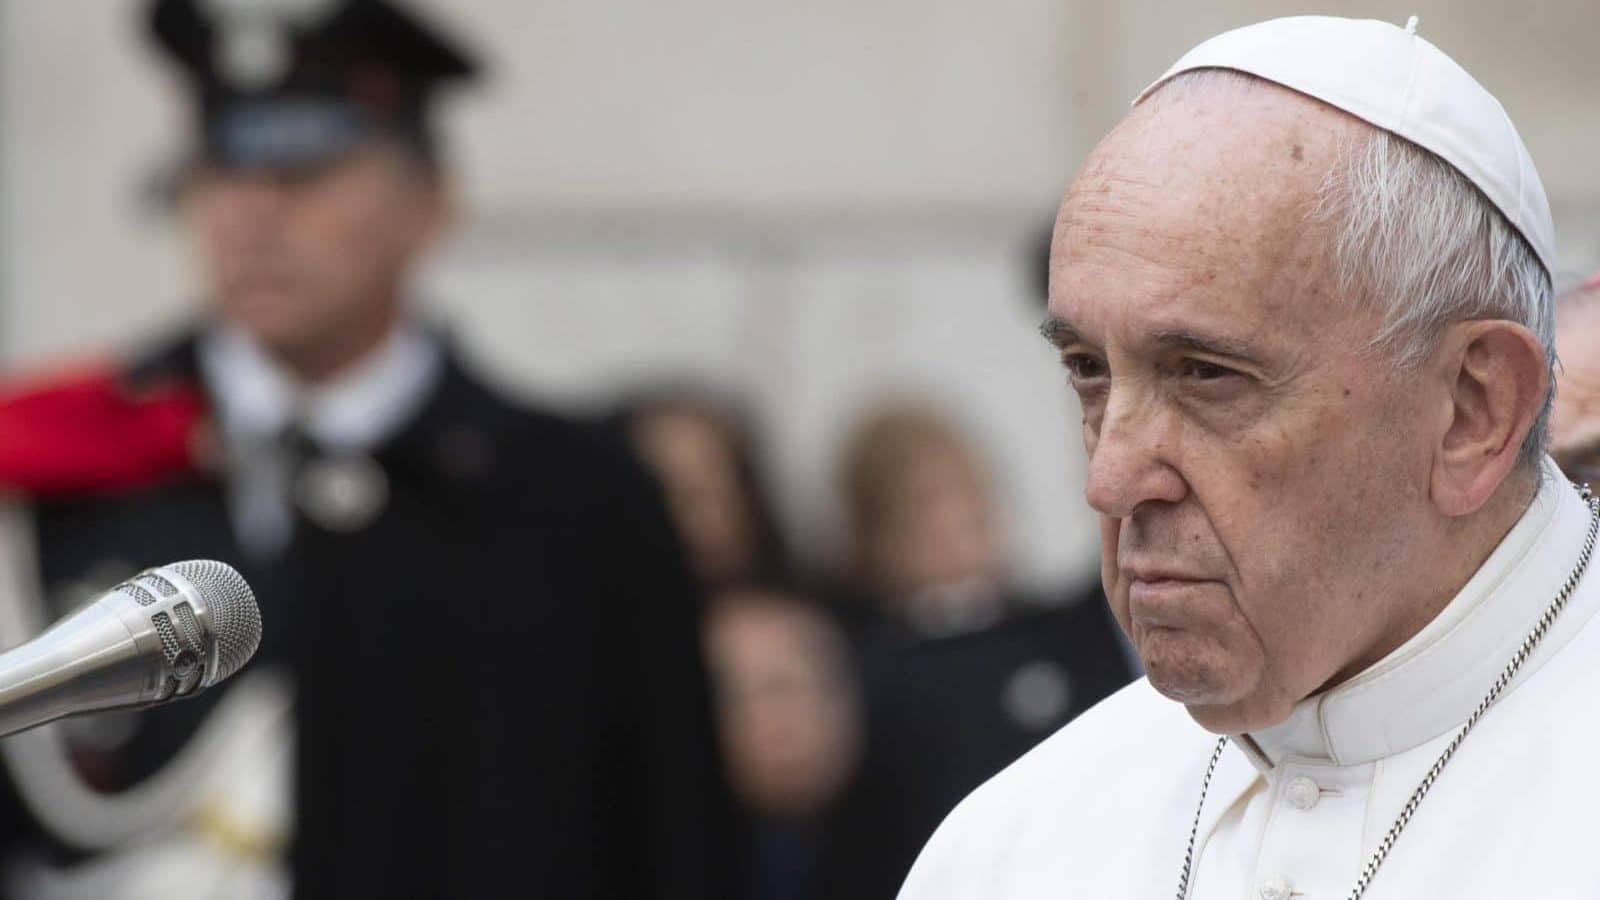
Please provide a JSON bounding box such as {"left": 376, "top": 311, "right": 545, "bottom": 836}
{"left": 0, "top": 560, "right": 263, "bottom": 740}
{"left": 163, "top": 560, "right": 262, "bottom": 685}
{"left": 107, "top": 560, "right": 263, "bottom": 700}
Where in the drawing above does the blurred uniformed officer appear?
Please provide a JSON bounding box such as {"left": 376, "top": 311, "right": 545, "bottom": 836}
{"left": 0, "top": 2, "right": 741, "bottom": 897}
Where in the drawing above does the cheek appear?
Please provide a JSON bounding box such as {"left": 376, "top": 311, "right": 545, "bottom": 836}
{"left": 292, "top": 171, "right": 412, "bottom": 254}
{"left": 1098, "top": 516, "right": 1136, "bottom": 641}
{"left": 1198, "top": 387, "right": 1422, "bottom": 670}
{"left": 1190, "top": 386, "right": 1342, "bottom": 549}
{"left": 1223, "top": 389, "right": 1415, "bottom": 546}
{"left": 291, "top": 198, "right": 383, "bottom": 260}
{"left": 1165, "top": 411, "right": 1326, "bottom": 648}
{"left": 182, "top": 201, "right": 239, "bottom": 266}
{"left": 295, "top": 216, "right": 405, "bottom": 312}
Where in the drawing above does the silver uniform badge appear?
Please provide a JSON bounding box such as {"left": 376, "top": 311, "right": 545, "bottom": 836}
{"left": 201, "top": 0, "right": 337, "bottom": 89}
{"left": 295, "top": 454, "right": 389, "bottom": 533}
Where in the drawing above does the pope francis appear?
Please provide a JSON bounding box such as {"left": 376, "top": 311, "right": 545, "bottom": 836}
{"left": 898, "top": 15, "right": 1600, "bottom": 900}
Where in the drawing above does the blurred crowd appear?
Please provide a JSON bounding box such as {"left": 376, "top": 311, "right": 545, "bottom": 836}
{"left": 616, "top": 387, "right": 1135, "bottom": 900}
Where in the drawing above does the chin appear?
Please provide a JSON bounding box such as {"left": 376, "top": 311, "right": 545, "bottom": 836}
{"left": 221, "top": 291, "right": 318, "bottom": 338}
{"left": 1182, "top": 696, "right": 1297, "bottom": 736}
{"left": 1166, "top": 675, "right": 1299, "bottom": 735}
{"left": 1147, "top": 666, "right": 1234, "bottom": 707}
{"left": 255, "top": 324, "right": 328, "bottom": 359}
{"left": 232, "top": 314, "right": 336, "bottom": 363}
{"left": 1140, "top": 629, "right": 1252, "bottom": 709}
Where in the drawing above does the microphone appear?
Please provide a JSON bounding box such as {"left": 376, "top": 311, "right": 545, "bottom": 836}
{"left": 0, "top": 560, "right": 261, "bottom": 740}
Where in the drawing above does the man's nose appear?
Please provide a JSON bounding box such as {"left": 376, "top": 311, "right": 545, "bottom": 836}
{"left": 1083, "top": 392, "right": 1187, "bottom": 518}
{"left": 215, "top": 174, "right": 294, "bottom": 226}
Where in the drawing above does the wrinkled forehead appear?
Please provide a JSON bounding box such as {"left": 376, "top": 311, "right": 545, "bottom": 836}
{"left": 1049, "top": 79, "right": 1369, "bottom": 347}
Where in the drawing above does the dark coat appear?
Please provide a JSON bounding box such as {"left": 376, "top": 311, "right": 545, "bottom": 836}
{"left": 0, "top": 331, "right": 744, "bottom": 899}
{"left": 816, "top": 590, "right": 1134, "bottom": 900}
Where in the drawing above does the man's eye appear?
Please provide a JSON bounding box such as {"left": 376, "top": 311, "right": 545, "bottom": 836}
{"left": 1179, "top": 359, "right": 1238, "bottom": 381}
{"left": 1063, "top": 353, "right": 1107, "bottom": 381}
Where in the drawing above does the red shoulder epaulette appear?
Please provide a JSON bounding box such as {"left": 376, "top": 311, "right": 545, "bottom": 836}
{"left": 0, "top": 359, "right": 207, "bottom": 497}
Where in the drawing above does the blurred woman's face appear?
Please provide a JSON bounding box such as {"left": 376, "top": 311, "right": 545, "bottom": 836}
{"left": 704, "top": 599, "right": 860, "bottom": 819}
{"left": 873, "top": 446, "right": 1000, "bottom": 597}
{"left": 632, "top": 411, "right": 756, "bottom": 585}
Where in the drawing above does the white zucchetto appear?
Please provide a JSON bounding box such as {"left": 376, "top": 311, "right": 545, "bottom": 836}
{"left": 1136, "top": 15, "right": 1556, "bottom": 276}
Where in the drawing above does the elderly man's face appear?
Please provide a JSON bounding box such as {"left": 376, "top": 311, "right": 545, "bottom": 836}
{"left": 1048, "top": 82, "right": 1439, "bottom": 733}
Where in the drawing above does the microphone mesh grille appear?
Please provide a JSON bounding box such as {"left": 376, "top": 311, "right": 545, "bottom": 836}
{"left": 138, "top": 574, "right": 179, "bottom": 598}
{"left": 168, "top": 560, "right": 261, "bottom": 682}
{"left": 151, "top": 611, "right": 181, "bottom": 661}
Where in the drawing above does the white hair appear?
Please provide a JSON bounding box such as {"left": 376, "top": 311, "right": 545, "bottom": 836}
{"left": 1320, "top": 130, "right": 1555, "bottom": 469}
{"left": 1149, "top": 69, "right": 1556, "bottom": 470}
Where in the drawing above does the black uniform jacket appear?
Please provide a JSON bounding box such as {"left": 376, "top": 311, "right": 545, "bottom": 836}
{"left": 0, "top": 330, "right": 743, "bottom": 899}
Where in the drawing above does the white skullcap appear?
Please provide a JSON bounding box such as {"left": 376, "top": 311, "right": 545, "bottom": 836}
{"left": 1135, "top": 15, "right": 1555, "bottom": 276}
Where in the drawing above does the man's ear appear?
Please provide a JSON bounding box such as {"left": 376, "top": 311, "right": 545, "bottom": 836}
{"left": 1430, "top": 320, "right": 1548, "bottom": 516}
{"left": 403, "top": 165, "right": 453, "bottom": 257}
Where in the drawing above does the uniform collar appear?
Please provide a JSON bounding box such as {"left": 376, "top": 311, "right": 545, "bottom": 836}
{"left": 198, "top": 322, "right": 443, "bottom": 454}
{"left": 1242, "top": 459, "right": 1596, "bottom": 770}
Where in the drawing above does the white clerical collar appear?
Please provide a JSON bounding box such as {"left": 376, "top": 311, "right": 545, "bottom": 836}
{"left": 197, "top": 322, "right": 443, "bottom": 454}
{"left": 1242, "top": 459, "right": 1598, "bottom": 771}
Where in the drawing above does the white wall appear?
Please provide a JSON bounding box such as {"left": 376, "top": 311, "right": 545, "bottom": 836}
{"left": 423, "top": 213, "right": 1093, "bottom": 582}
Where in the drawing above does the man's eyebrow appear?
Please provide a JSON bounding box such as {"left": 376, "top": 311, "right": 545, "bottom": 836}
{"left": 1039, "top": 315, "right": 1082, "bottom": 349}
{"left": 1147, "top": 328, "right": 1259, "bottom": 361}
{"left": 1038, "top": 318, "right": 1258, "bottom": 361}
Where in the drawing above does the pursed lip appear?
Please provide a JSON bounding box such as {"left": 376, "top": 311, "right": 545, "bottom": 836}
{"left": 1120, "top": 562, "right": 1212, "bottom": 585}
{"left": 1122, "top": 565, "right": 1216, "bottom": 628}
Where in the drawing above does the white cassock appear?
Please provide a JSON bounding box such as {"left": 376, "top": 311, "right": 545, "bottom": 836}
{"left": 899, "top": 458, "right": 1600, "bottom": 899}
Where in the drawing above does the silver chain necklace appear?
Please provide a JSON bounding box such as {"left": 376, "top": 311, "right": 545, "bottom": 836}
{"left": 1175, "top": 483, "right": 1600, "bottom": 900}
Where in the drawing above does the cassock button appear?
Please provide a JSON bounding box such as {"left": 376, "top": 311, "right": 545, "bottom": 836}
{"left": 1259, "top": 875, "right": 1293, "bottom": 900}
{"left": 1285, "top": 775, "right": 1321, "bottom": 811}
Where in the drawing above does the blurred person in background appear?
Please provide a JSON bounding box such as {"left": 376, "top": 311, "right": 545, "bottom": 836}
{"left": 834, "top": 406, "right": 1004, "bottom": 636}
{"left": 0, "top": 1, "right": 739, "bottom": 897}
{"left": 814, "top": 402, "right": 1132, "bottom": 900}
{"left": 1553, "top": 273, "right": 1600, "bottom": 487}
{"left": 619, "top": 390, "right": 843, "bottom": 898}
{"left": 615, "top": 388, "right": 790, "bottom": 591}
{"left": 703, "top": 587, "right": 860, "bottom": 900}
